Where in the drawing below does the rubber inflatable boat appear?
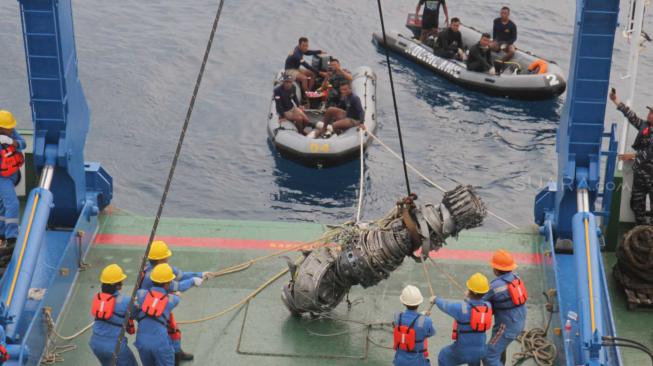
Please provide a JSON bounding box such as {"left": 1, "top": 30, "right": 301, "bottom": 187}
{"left": 372, "top": 15, "right": 567, "bottom": 100}
{"left": 267, "top": 61, "right": 377, "bottom": 168}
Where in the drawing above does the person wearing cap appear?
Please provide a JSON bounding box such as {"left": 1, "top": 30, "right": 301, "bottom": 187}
{"left": 435, "top": 273, "right": 493, "bottom": 366}
{"left": 284, "top": 37, "right": 327, "bottom": 92}
{"left": 0, "top": 110, "right": 26, "bottom": 263}
{"left": 135, "top": 263, "right": 181, "bottom": 366}
{"left": 392, "top": 285, "right": 435, "bottom": 366}
{"left": 610, "top": 89, "right": 653, "bottom": 224}
{"left": 89, "top": 264, "right": 138, "bottom": 366}
{"left": 483, "top": 250, "right": 528, "bottom": 366}
{"left": 467, "top": 33, "right": 495, "bottom": 74}
{"left": 274, "top": 74, "right": 310, "bottom": 134}
{"left": 140, "top": 240, "right": 205, "bottom": 363}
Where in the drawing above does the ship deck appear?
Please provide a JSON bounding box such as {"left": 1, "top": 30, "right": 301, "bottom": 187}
{"left": 53, "top": 211, "right": 652, "bottom": 365}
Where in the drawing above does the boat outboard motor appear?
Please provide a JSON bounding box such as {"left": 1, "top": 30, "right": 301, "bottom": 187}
{"left": 281, "top": 185, "right": 486, "bottom": 315}
{"left": 311, "top": 54, "right": 331, "bottom": 72}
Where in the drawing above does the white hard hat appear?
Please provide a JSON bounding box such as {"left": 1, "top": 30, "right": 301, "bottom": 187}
{"left": 400, "top": 285, "right": 424, "bottom": 306}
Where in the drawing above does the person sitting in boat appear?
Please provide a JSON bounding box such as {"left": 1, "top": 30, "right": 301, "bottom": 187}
{"left": 415, "top": 0, "right": 449, "bottom": 43}
{"left": 284, "top": 37, "right": 327, "bottom": 93}
{"left": 319, "top": 58, "right": 353, "bottom": 107}
{"left": 274, "top": 74, "right": 310, "bottom": 134}
{"left": 490, "top": 7, "right": 517, "bottom": 62}
{"left": 312, "top": 81, "right": 364, "bottom": 138}
{"left": 433, "top": 17, "right": 465, "bottom": 61}
{"left": 467, "top": 33, "right": 495, "bottom": 74}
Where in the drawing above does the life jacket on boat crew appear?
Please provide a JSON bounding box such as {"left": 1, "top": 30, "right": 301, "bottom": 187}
{"left": 527, "top": 59, "right": 548, "bottom": 74}
{"left": 393, "top": 312, "right": 430, "bottom": 357}
{"left": 91, "top": 293, "right": 135, "bottom": 334}
{"left": 450, "top": 303, "right": 492, "bottom": 340}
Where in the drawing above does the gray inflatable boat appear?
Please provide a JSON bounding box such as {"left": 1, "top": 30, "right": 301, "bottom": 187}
{"left": 372, "top": 17, "right": 566, "bottom": 100}
{"left": 267, "top": 66, "right": 377, "bottom": 168}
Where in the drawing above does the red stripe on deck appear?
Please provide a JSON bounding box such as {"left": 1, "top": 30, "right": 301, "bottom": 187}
{"left": 94, "top": 234, "right": 541, "bottom": 265}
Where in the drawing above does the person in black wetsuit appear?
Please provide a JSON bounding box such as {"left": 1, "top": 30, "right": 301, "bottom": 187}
{"left": 491, "top": 7, "right": 517, "bottom": 62}
{"left": 314, "top": 81, "right": 364, "bottom": 138}
{"left": 467, "top": 33, "right": 494, "bottom": 74}
{"left": 433, "top": 17, "right": 464, "bottom": 60}
{"left": 319, "top": 58, "right": 353, "bottom": 107}
{"left": 274, "top": 74, "right": 309, "bottom": 134}
{"left": 284, "top": 37, "right": 326, "bottom": 93}
{"left": 415, "top": 0, "right": 449, "bottom": 43}
{"left": 610, "top": 89, "right": 653, "bottom": 224}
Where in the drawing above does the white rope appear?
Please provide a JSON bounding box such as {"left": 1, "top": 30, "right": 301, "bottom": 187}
{"left": 356, "top": 129, "right": 366, "bottom": 223}
{"left": 365, "top": 129, "right": 520, "bottom": 230}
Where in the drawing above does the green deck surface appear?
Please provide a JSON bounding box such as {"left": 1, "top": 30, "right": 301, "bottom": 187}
{"left": 53, "top": 212, "right": 652, "bottom": 365}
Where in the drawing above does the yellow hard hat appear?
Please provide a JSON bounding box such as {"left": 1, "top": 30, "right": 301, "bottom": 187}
{"left": 0, "top": 110, "right": 17, "bottom": 129}
{"left": 148, "top": 240, "right": 172, "bottom": 260}
{"left": 100, "top": 264, "right": 127, "bottom": 284}
{"left": 150, "top": 263, "right": 176, "bottom": 283}
{"left": 466, "top": 272, "right": 490, "bottom": 294}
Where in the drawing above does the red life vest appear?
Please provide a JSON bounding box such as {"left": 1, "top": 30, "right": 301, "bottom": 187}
{"left": 451, "top": 304, "right": 493, "bottom": 340}
{"left": 141, "top": 290, "right": 169, "bottom": 318}
{"left": 91, "top": 293, "right": 135, "bottom": 334}
{"left": 0, "top": 145, "right": 24, "bottom": 177}
{"left": 393, "top": 313, "right": 429, "bottom": 357}
{"left": 0, "top": 344, "right": 8, "bottom": 362}
{"left": 167, "top": 312, "right": 181, "bottom": 341}
{"left": 505, "top": 277, "right": 528, "bottom": 307}
{"left": 91, "top": 293, "right": 116, "bottom": 320}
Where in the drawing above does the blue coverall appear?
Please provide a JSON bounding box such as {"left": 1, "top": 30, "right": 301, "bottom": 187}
{"left": 134, "top": 286, "right": 179, "bottom": 366}
{"left": 0, "top": 131, "right": 25, "bottom": 240}
{"left": 140, "top": 262, "right": 200, "bottom": 352}
{"left": 88, "top": 292, "right": 138, "bottom": 366}
{"left": 483, "top": 272, "right": 527, "bottom": 366}
{"left": 392, "top": 310, "right": 435, "bottom": 366}
{"left": 436, "top": 297, "right": 490, "bottom": 366}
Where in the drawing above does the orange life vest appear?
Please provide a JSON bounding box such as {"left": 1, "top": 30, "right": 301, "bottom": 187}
{"left": 141, "top": 290, "right": 169, "bottom": 318}
{"left": 527, "top": 59, "right": 548, "bottom": 74}
{"left": 451, "top": 304, "right": 493, "bottom": 340}
{"left": 0, "top": 344, "right": 9, "bottom": 362}
{"left": 505, "top": 277, "right": 528, "bottom": 307}
{"left": 0, "top": 145, "right": 24, "bottom": 177}
{"left": 91, "top": 293, "right": 135, "bottom": 334}
{"left": 393, "top": 313, "right": 429, "bottom": 357}
{"left": 167, "top": 312, "right": 181, "bottom": 341}
{"left": 91, "top": 293, "right": 116, "bottom": 320}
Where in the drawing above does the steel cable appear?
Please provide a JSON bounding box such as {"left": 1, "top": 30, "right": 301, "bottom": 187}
{"left": 375, "top": 0, "right": 412, "bottom": 196}
{"left": 110, "top": 0, "right": 226, "bottom": 364}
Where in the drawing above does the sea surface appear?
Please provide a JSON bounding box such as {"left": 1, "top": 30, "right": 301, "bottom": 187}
{"left": 1, "top": 0, "right": 652, "bottom": 229}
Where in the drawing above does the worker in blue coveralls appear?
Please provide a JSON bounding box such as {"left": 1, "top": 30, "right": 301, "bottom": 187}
{"left": 0, "top": 110, "right": 26, "bottom": 267}
{"left": 140, "top": 240, "right": 206, "bottom": 363}
{"left": 89, "top": 264, "right": 138, "bottom": 366}
{"left": 135, "top": 263, "right": 181, "bottom": 366}
{"left": 392, "top": 285, "right": 435, "bottom": 366}
{"left": 483, "top": 249, "right": 528, "bottom": 366}
{"left": 435, "top": 272, "right": 493, "bottom": 366}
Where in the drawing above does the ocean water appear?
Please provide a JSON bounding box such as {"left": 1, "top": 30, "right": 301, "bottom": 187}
{"left": 1, "top": 0, "right": 652, "bottom": 229}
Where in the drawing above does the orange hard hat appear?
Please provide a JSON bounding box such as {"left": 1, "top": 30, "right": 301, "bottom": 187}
{"left": 491, "top": 249, "right": 517, "bottom": 271}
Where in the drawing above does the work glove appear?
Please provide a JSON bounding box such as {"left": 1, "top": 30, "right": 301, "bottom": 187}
{"left": 201, "top": 272, "right": 210, "bottom": 279}
{"left": 429, "top": 295, "right": 437, "bottom": 304}
{"left": 192, "top": 277, "right": 203, "bottom": 287}
{"left": 0, "top": 136, "right": 14, "bottom": 145}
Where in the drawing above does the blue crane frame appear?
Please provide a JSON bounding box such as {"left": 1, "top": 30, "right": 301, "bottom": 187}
{"left": 535, "top": 0, "right": 622, "bottom": 364}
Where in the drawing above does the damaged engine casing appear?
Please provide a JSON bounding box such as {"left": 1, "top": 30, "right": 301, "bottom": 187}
{"left": 281, "top": 185, "right": 486, "bottom": 315}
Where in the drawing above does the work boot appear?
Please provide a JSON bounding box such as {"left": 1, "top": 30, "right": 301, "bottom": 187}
{"left": 176, "top": 350, "right": 194, "bottom": 362}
